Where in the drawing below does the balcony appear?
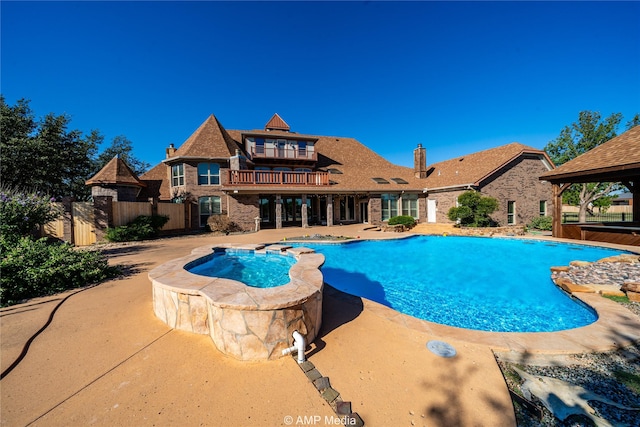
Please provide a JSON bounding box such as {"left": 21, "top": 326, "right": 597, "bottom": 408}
{"left": 227, "top": 170, "right": 329, "bottom": 186}
{"left": 250, "top": 145, "right": 317, "bottom": 161}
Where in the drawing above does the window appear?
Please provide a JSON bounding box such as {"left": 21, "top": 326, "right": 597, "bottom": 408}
{"left": 255, "top": 138, "right": 265, "bottom": 155}
{"left": 339, "top": 196, "right": 355, "bottom": 221}
{"left": 402, "top": 194, "right": 418, "bottom": 218}
{"left": 539, "top": 200, "right": 547, "bottom": 217}
{"left": 507, "top": 201, "right": 516, "bottom": 225}
{"left": 390, "top": 178, "right": 409, "bottom": 184}
{"left": 199, "top": 196, "right": 221, "bottom": 227}
{"left": 381, "top": 193, "right": 399, "bottom": 221}
{"left": 171, "top": 164, "right": 184, "bottom": 187}
{"left": 372, "top": 177, "right": 390, "bottom": 184}
{"left": 259, "top": 197, "right": 271, "bottom": 223}
{"left": 198, "top": 163, "right": 220, "bottom": 185}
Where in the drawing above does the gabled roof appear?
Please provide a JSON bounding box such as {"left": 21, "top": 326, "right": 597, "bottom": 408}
{"left": 165, "top": 115, "right": 242, "bottom": 161}
{"left": 539, "top": 125, "right": 640, "bottom": 183}
{"left": 424, "top": 142, "right": 553, "bottom": 190}
{"left": 139, "top": 162, "right": 169, "bottom": 199}
{"left": 265, "top": 113, "right": 290, "bottom": 131}
{"left": 86, "top": 156, "right": 146, "bottom": 187}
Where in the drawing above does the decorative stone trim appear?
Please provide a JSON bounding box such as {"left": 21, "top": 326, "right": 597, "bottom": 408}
{"left": 149, "top": 244, "right": 324, "bottom": 361}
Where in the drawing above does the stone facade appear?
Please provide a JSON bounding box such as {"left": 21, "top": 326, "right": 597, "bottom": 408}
{"left": 91, "top": 185, "right": 140, "bottom": 202}
{"left": 149, "top": 244, "right": 325, "bottom": 361}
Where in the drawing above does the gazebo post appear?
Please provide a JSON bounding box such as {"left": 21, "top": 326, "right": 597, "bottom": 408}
{"left": 551, "top": 183, "right": 571, "bottom": 238}
{"left": 632, "top": 181, "right": 639, "bottom": 224}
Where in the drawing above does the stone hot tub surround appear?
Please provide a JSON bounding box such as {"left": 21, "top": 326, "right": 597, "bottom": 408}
{"left": 149, "top": 244, "right": 324, "bottom": 361}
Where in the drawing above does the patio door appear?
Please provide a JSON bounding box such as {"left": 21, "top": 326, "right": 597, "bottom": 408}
{"left": 427, "top": 199, "right": 437, "bottom": 223}
{"left": 360, "top": 201, "right": 369, "bottom": 224}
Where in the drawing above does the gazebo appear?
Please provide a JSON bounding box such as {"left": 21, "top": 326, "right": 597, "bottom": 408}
{"left": 539, "top": 125, "right": 640, "bottom": 246}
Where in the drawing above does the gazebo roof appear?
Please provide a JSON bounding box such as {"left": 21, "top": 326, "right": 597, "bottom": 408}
{"left": 539, "top": 125, "right": 640, "bottom": 183}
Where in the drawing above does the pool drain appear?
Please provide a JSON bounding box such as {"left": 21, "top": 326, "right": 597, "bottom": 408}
{"left": 426, "top": 340, "right": 457, "bottom": 358}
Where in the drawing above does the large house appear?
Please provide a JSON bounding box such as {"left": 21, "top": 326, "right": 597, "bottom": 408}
{"left": 90, "top": 113, "right": 554, "bottom": 231}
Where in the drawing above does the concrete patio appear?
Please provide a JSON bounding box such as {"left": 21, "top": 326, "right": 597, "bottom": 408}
{"left": 1, "top": 224, "right": 638, "bottom": 426}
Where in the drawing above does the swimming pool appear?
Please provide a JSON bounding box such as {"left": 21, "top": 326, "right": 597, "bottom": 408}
{"left": 187, "top": 250, "right": 295, "bottom": 288}
{"left": 293, "top": 236, "right": 627, "bottom": 332}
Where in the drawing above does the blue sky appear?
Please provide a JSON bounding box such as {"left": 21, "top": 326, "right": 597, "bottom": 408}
{"left": 2, "top": 1, "right": 639, "bottom": 170}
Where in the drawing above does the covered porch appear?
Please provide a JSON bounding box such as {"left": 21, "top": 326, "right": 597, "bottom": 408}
{"left": 540, "top": 126, "right": 640, "bottom": 246}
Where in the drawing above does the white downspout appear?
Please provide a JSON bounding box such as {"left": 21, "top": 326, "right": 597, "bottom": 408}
{"left": 281, "top": 330, "right": 306, "bottom": 363}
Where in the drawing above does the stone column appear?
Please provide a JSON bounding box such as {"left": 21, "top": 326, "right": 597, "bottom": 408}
{"left": 301, "top": 195, "right": 308, "bottom": 228}
{"left": 275, "top": 195, "right": 283, "bottom": 229}
{"left": 326, "top": 196, "right": 334, "bottom": 227}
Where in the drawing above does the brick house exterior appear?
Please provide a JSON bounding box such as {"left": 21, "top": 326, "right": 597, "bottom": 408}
{"left": 89, "top": 114, "right": 554, "bottom": 231}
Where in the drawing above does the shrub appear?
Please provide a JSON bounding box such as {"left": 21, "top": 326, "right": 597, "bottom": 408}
{"left": 207, "top": 214, "right": 242, "bottom": 233}
{"left": 105, "top": 215, "right": 169, "bottom": 242}
{"left": 388, "top": 215, "right": 416, "bottom": 229}
{"left": 0, "top": 236, "right": 119, "bottom": 307}
{"left": 528, "top": 216, "right": 553, "bottom": 231}
{"left": 0, "top": 188, "right": 61, "bottom": 241}
{"left": 447, "top": 191, "right": 498, "bottom": 227}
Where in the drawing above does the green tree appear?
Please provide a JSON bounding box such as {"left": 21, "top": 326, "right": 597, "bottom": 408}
{"left": 0, "top": 96, "right": 100, "bottom": 199}
{"left": 447, "top": 191, "right": 499, "bottom": 227}
{"left": 543, "top": 111, "right": 632, "bottom": 222}
{"left": 94, "top": 135, "right": 150, "bottom": 176}
{"left": 626, "top": 113, "right": 640, "bottom": 130}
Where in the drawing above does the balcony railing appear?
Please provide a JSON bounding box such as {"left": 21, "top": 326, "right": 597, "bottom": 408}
{"left": 227, "top": 170, "right": 329, "bottom": 186}
{"left": 250, "top": 146, "right": 317, "bottom": 161}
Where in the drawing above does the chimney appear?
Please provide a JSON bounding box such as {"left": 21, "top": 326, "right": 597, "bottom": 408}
{"left": 166, "top": 143, "right": 176, "bottom": 159}
{"left": 414, "top": 143, "right": 427, "bottom": 178}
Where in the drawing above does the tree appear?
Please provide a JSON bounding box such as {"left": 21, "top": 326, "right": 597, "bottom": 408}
{"left": 447, "top": 191, "right": 499, "bottom": 227}
{"left": 626, "top": 113, "right": 640, "bottom": 130}
{"left": 94, "top": 135, "right": 150, "bottom": 176}
{"left": 0, "top": 97, "right": 100, "bottom": 199}
{"left": 543, "top": 111, "right": 633, "bottom": 223}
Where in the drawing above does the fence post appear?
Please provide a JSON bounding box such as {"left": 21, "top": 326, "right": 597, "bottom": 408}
{"left": 61, "top": 197, "right": 75, "bottom": 244}
{"left": 150, "top": 197, "right": 158, "bottom": 216}
{"left": 93, "top": 196, "right": 113, "bottom": 242}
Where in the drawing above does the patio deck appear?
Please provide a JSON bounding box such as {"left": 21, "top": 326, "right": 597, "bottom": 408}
{"left": 1, "top": 224, "right": 638, "bottom": 426}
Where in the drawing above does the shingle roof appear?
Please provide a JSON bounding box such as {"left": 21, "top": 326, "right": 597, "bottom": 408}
{"left": 86, "top": 156, "right": 146, "bottom": 187}
{"left": 142, "top": 115, "right": 556, "bottom": 197}
{"left": 139, "top": 162, "right": 168, "bottom": 199}
{"left": 539, "top": 125, "right": 640, "bottom": 183}
{"left": 165, "top": 115, "right": 242, "bottom": 161}
{"left": 424, "top": 142, "right": 553, "bottom": 190}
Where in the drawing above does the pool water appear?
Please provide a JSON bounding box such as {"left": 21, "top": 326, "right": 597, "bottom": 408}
{"left": 187, "top": 250, "right": 295, "bottom": 288}
{"left": 294, "top": 236, "right": 627, "bottom": 332}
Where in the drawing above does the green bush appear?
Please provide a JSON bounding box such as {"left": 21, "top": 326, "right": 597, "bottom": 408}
{"left": 447, "top": 191, "right": 498, "bottom": 227}
{"left": 387, "top": 215, "right": 416, "bottom": 228}
{"left": 528, "top": 216, "right": 553, "bottom": 231}
{"left": 0, "top": 236, "right": 119, "bottom": 307}
{"left": 0, "top": 188, "right": 61, "bottom": 242}
{"left": 105, "top": 215, "right": 169, "bottom": 242}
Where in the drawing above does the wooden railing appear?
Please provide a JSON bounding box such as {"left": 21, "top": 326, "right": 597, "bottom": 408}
{"left": 250, "top": 146, "right": 317, "bottom": 161}
{"left": 227, "top": 170, "right": 330, "bottom": 186}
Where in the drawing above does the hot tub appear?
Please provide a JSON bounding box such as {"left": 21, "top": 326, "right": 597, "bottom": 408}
{"left": 148, "top": 243, "right": 324, "bottom": 361}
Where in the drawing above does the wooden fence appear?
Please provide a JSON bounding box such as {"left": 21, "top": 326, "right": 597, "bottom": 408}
{"left": 42, "top": 200, "right": 189, "bottom": 246}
